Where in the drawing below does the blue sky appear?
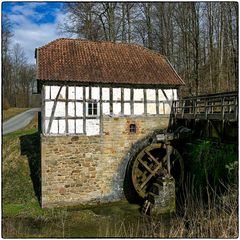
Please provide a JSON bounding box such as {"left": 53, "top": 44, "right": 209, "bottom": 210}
{"left": 2, "top": 2, "right": 69, "bottom": 64}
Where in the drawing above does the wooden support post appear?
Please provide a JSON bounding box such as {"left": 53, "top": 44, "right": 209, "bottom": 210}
{"left": 144, "top": 89, "right": 147, "bottom": 115}
{"left": 235, "top": 95, "right": 238, "bottom": 121}
{"left": 221, "top": 97, "right": 225, "bottom": 120}
{"left": 110, "top": 87, "right": 113, "bottom": 114}
{"left": 130, "top": 88, "right": 134, "bottom": 115}
{"left": 121, "top": 88, "right": 124, "bottom": 115}
{"left": 156, "top": 89, "right": 159, "bottom": 115}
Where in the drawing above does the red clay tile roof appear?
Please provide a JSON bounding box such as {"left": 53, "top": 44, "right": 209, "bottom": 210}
{"left": 36, "top": 38, "right": 185, "bottom": 86}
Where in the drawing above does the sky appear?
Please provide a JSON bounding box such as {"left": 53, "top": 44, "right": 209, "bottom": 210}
{"left": 2, "top": 2, "right": 69, "bottom": 64}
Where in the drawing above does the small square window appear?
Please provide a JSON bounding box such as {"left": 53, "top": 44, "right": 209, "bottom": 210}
{"left": 130, "top": 123, "right": 137, "bottom": 133}
{"left": 88, "top": 101, "right": 98, "bottom": 116}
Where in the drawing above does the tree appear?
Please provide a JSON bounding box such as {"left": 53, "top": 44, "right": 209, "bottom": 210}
{"left": 2, "top": 14, "right": 13, "bottom": 105}
{"left": 59, "top": 2, "right": 238, "bottom": 95}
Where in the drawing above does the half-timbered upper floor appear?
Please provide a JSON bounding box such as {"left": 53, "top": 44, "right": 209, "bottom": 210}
{"left": 36, "top": 39, "right": 185, "bottom": 136}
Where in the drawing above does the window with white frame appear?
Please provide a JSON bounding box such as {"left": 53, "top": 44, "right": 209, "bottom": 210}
{"left": 87, "top": 101, "right": 98, "bottom": 116}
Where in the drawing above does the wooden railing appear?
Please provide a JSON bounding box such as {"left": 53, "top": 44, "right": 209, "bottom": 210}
{"left": 172, "top": 91, "right": 238, "bottom": 121}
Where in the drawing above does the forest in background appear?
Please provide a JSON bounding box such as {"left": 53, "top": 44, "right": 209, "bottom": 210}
{"left": 2, "top": 2, "right": 238, "bottom": 108}
{"left": 60, "top": 2, "right": 238, "bottom": 96}
{"left": 2, "top": 14, "right": 35, "bottom": 108}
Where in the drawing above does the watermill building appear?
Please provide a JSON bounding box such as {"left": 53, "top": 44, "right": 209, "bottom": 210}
{"left": 36, "top": 38, "right": 185, "bottom": 208}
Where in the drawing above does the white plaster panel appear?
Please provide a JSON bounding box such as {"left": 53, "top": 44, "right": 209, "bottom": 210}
{"left": 159, "top": 102, "right": 165, "bottom": 114}
{"left": 86, "top": 119, "right": 100, "bottom": 136}
{"left": 113, "top": 103, "right": 121, "bottom": 115}
{"left": 54, "top": 102, "right": 65, "bottom": 117}
{"left": 76, "top": 102, "right": 83, "bottom": 117}
{"left": 45, "top": 86, "right": 50, "bottom": 99}
{"left": 76, "top": 119, "right": 83, "bottom": 133}
{"left": 147, "top": 103, "right": 156, "bottom": 114}
{"left": 51, "top": 86, "right": 60, "bottom": 99}
{"left": 85, "top": 87, "right": 89, "bottom": 99}
{"left": 92, "top": 87, "right": 100, "bottom": 100}
{"left": 68, "top": 102, "right": 75, "bottom": 117}
{"left": 102, "top": 88, "right": 109, "bottom": 100}
{"left": 158, "top": 89, "right": 166, "bottom": 101}
{"left": 124, "top": 88, "right": 131, "bottom": 101}
{"left": 163, "top": 89, "right": 174, "bottom": 100}
{"left": 134, "top": 89, "right": 144, "bottom": 101}
{"left": 146, "top": 89, "right": 156, "bottom": 101}
{"left": 50, "top": 120, "right": 58, "bottom": 134}
{"left": 45, "top": 120, "right": 49, "bottom": 133}
{"left": 68, "top": 86, "right": 75, "bottom": 99}
{"left": 76, "top": 87, "right": 83, "bottom": 100}
{"left": 103, "top": 103, "right": 110, "bottom": 115}
{"left": 45, "top": 101, "right": 54, "bottom": 117}
{"left": 173, "top": 89, "right": 178, "bottom": 100}
{"left": 164, "top": 104, "right": 171, "bottom": 114}
{"left": 51, "top": 86, "right": 66, "bottom": 100}
{"left": 124, "top": 103, "right": 131, "bottom": 115}
{"left": 134, "top": 103, "right": 144, "bottom": 115}
{"left": 59, "top": 120, "right": 66, "bottom": 134}
{"left": 113, "top": 88, "right": 121, "bottom": 101}
{"left": 68, "top": 119, "right": 75, "bottom": 133}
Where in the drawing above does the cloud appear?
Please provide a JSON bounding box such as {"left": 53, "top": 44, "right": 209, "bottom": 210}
{"left": 4, "top": 2, "right": 68, "bottom": 64}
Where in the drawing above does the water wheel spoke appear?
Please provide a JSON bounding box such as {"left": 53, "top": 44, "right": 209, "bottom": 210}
{"left": 144, "top": 150, "right": 160, "bottom": 166}
{"left": 139, "top": 163, "right": 162, "bottom": 190}
{"left": 137, "top": 158, "right": 154, "bottom": 174}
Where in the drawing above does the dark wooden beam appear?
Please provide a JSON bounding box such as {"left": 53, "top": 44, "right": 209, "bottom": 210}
{"left": 130, "top": 88, "right": 134, "bottom": 115}
{"left": 143, "top": 89, "right": 147, "bottom": 114}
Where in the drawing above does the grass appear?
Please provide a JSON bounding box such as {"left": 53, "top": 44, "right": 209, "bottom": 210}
{"left": 3, "top": 108, "right": 29, "bottom": 122}
{"left": 2, "top": 117, "right": 238, "bottom": 237}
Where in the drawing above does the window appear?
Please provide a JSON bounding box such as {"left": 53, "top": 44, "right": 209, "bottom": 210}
{"left": 130, "top": 123, "right": 137, "bottom": 133}
{"left": 88, "top": 101, "right": 98, "bottom": 116}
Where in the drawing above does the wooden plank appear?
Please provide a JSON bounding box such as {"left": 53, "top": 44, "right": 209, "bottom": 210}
{"left": 156, "top": 88, "right": 159, "bottom": 115}
{"left": 130, "top": 88, "right": 134, "bottom": 115}
{"left": 137, "top": 158, "right": 154, "bottom": 174}
{"left": 44, "top": 116, "right": 100, "bottom": 120}
{"left": 121, "top": 87, "right": 124, "bottom": 115}
{"left": 110, "top": 87, "right": 113, "bottom": 114}
{"left": 89, "top": 86, "right": 92, "bottom": 99}
{"left": 47, "top": 86, "right": 63, "bottom": 134}
{"left": 143, "top": 89, "right": 147, "bottom": 114}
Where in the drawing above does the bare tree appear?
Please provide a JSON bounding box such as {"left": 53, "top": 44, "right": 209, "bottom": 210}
{"left": 59, "top": 2, "right": 238, "bottom": 95}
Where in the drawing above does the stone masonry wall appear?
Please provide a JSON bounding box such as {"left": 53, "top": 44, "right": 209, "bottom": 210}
{"left": 41, "top": 115, "right": 169, "bottom": 208}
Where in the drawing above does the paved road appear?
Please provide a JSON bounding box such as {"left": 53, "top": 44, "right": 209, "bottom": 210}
{"left": 3, "top": 108, "right": 40, "bottom": 135}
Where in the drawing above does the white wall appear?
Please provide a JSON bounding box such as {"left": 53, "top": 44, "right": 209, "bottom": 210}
{"left": 44, "top": 85, "right": 178, "bottom": 135}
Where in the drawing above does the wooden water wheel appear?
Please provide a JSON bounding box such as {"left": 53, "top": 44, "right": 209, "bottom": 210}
{"left": 131, "top": 143, "right": 184, "bottom": 199}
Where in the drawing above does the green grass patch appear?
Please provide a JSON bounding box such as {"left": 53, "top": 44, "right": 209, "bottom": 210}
{"left": 3, "top": 128, "right": 37, "bottom": 141}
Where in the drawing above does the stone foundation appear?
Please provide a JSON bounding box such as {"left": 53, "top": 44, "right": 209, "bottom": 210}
{"left": 41, "top": 115, "right": 169, "bottom": 208}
